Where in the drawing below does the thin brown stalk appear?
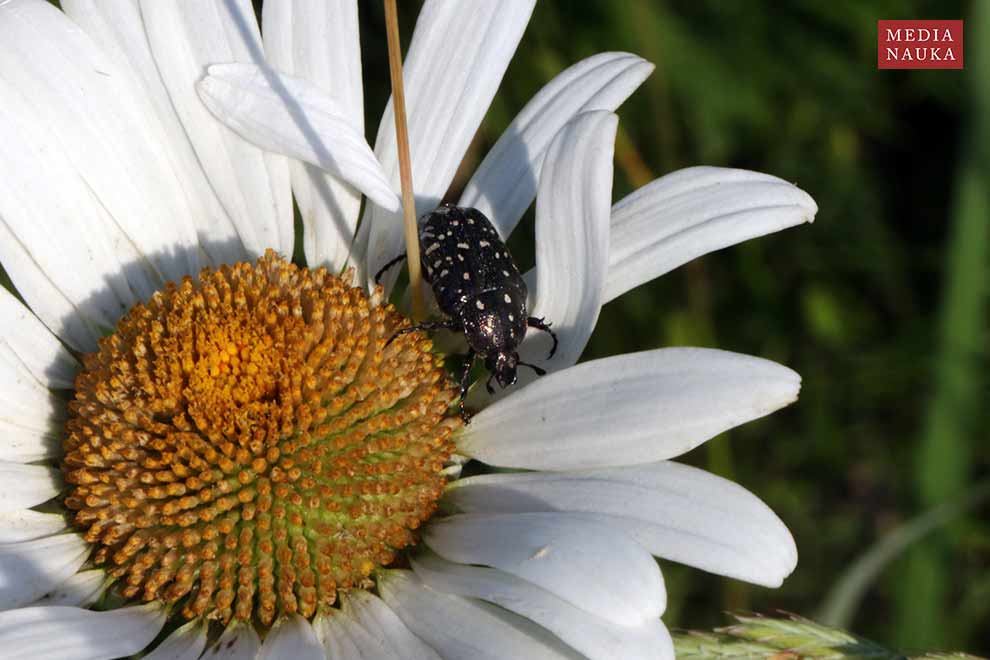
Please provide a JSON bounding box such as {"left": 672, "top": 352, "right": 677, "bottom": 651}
{"left": 384, "top": 0, "right": 424, "bottom": 319}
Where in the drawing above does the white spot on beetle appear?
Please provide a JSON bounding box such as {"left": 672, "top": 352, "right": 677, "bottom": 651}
{"left": 508, "top": 314, "right": 514, "bottom": 321}
{"left": 440, "top": 269, "right": 449, "bottom": 277}
{"left": 433, "top": 260, "right": 441, "bottom": 269}
{"left": 446, "top": 231, "right": 453, "bottom": 237}
{"left": 467, "top": 218, "right": 475, "bottom": 224}
{"left": 456, "top": 242, "right": 470, "bottom": 250}
{"left": 457, "top": 254, "right": 465, "bottom": 262}
{"left": 503, "top": 294, "right": 511, "bottom": 303}
{"left": 479, "top": 240, "right": 490, "bottom": 247}
{"left": 502, "top": 270, "right": 510, "bottom": 277}
{"left": 463, "top": 272, "right": 471, "bottom": 280}
{"left": 425, "top": 243, "right": 440, "bottom": 254}
{"left": 451, "top": 220, "right": 459, "bottom": 226}
{"left": 475, "top": 300, "right": 485, "bottom": 310}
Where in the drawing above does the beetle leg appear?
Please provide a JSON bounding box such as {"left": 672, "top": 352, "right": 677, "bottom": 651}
{"left": 458, "top": 349, "right": 476, "bottom": 424}
{"left": 518, "top": 360, "right": 547, "bottom": 377}
{"left": 526, "top": 317, "right": 558, "bottom": 359}
{"left": 385, "top": 318, "right": 460, "bottom": 347}
{"left": 485, "top": 374, "right": 497, "bottom": 395}
{"left": 374, "top": 253, "right": 407, "bottom": 284}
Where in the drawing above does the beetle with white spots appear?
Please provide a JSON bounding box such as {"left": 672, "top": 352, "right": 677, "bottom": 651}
{"left": 377, "top": 204, "right": 558, "bottom": 422}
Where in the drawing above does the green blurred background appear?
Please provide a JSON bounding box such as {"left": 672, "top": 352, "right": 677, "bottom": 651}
{"left": 362, "top": 0, "right": 989, "bottom": 654}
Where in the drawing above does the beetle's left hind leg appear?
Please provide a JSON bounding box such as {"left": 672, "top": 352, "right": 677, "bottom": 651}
{"left": 526, "top": 317, "right": 558, "bottom": 359}
{"left": 386, "top": 318, "right": 461, "bottom": 347}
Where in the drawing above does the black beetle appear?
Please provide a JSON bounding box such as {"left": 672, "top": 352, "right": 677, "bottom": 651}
{"left": 376, "top": 204, "right": 557, "bottom": 422}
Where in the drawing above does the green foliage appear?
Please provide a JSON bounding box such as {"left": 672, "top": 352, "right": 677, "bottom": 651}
{"left": 898, "top": 0, "right": 990, "bottom": 650}
{"left": 819, "top": 480, "right": 990, "bottom": 629}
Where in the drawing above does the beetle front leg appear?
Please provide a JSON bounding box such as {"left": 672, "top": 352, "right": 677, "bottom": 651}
{"left": 386, "top": 318, "right": 461, "bottom": 347}
{"left": 374, "top": 253, "right": 407, "bottom": 285}
{"left": 458, "top": 349, "right": 477, "bottom": 423}
{"left": 526, "top": 316, "right": 558, "bottom": 359}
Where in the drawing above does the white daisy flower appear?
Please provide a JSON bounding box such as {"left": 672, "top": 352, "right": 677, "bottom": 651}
{"left": 0, "top": 1, "right": 818, "bottom": 659}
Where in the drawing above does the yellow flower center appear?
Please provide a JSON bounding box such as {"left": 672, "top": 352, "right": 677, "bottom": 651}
{"left": 62, "top": 251, "right": 459, "bottom": 626}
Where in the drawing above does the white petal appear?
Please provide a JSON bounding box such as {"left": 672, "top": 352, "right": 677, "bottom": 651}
{"left": 139, "top": 0, "right": 293, "bottom": 257}
{"left": 262, "top": 0, "right": 363, "bottom": 126}
{"left": 0, "top": 286, "right": 77, "bottom": 389}
{"left": 313, "top": 614, "right": 365, "bottom": 659}
{"left": 459, "top": 347, "right": 801, "bottom": 470}
{"left": 316, "top": 608, "right": 435, "bottom": 660}
{"left": 425, "top": 513, "right": 664, "bottom": 626}
{"left": 0, "top": 462, "right": 60, "bottom": 512}
{"left": 62, "top": 0, "right": 244, "bottom": 266}
{"left": 606, "top": 166, "right": 818, "bottom": 302}
{"left": 0, "top": 3, "right": 165, "bottom": 350}
{"left": 460, "top": 52, "right": 653, "bottom": 239}
{"left": 0, "top": 533, "right": 89, "bottom": 610}
{"left": 377, "top": 570, "right": 581, "bottom": 660}
{"left": 259, "top": 614, "right": 322, "bottom": 660}
{"left": 364, "top": 0, "right": 536, "bottom": 289}
{"left": 0, "top": 210, "right": 114, "bottom": 353}
{"left": 337, "top": 591, "right": 441, "bottom": 660}
{"left": 144, "top": 619, "right": 207, "bottom": 660}
{"left": 0, "top": 510, "right": 65, "bottom": 544}
{"left": 263, "top": 0, "right": 365, "bottom": 271}
{"left": 0, "top": 0, "right": 201, "bottom": 282}
{"left": 446, "top": 462, "right": 798, "bottom": 587}
{"left": 209, "top": 621, "right": 261, "bottom": 660}
{"left": 412, "top": 551, "right": 674, "bottom": 660}
{"left": 198, "top": 63, "right": 398, "bottom": 215}
{"left": 513, "top": 111, "right": 616, "bottom": 392}
{"left": 0, "top": 602, "right": 165, "bottom": 660}
{"left": 31, "top": 569, "right": 106, "bottom": 608}
{"left": 0, "top": 347, "right": 67, "bottom": 463}
{"left": 0, "top": 421, "right": 62, "bottom": 464}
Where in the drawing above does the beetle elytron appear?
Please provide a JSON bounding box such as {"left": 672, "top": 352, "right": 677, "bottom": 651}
{"left": 377, "top": 204, "right": 557, "bottom": 422}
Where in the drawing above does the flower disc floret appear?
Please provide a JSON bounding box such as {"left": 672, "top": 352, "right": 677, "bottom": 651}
{"left": 62, "top": 251, "right": 460, "bottom": 626}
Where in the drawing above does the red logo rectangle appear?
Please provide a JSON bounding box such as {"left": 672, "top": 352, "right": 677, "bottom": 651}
{"left": 878, "top": 20, "right": 963, "bottom": 69}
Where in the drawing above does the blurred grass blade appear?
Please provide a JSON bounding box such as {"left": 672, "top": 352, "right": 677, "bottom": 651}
{"left": 818, "top": 481, "right": 990, "bottom": 628}
{"left": 896, "top": 1, "right": 990, "bottom": 649}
